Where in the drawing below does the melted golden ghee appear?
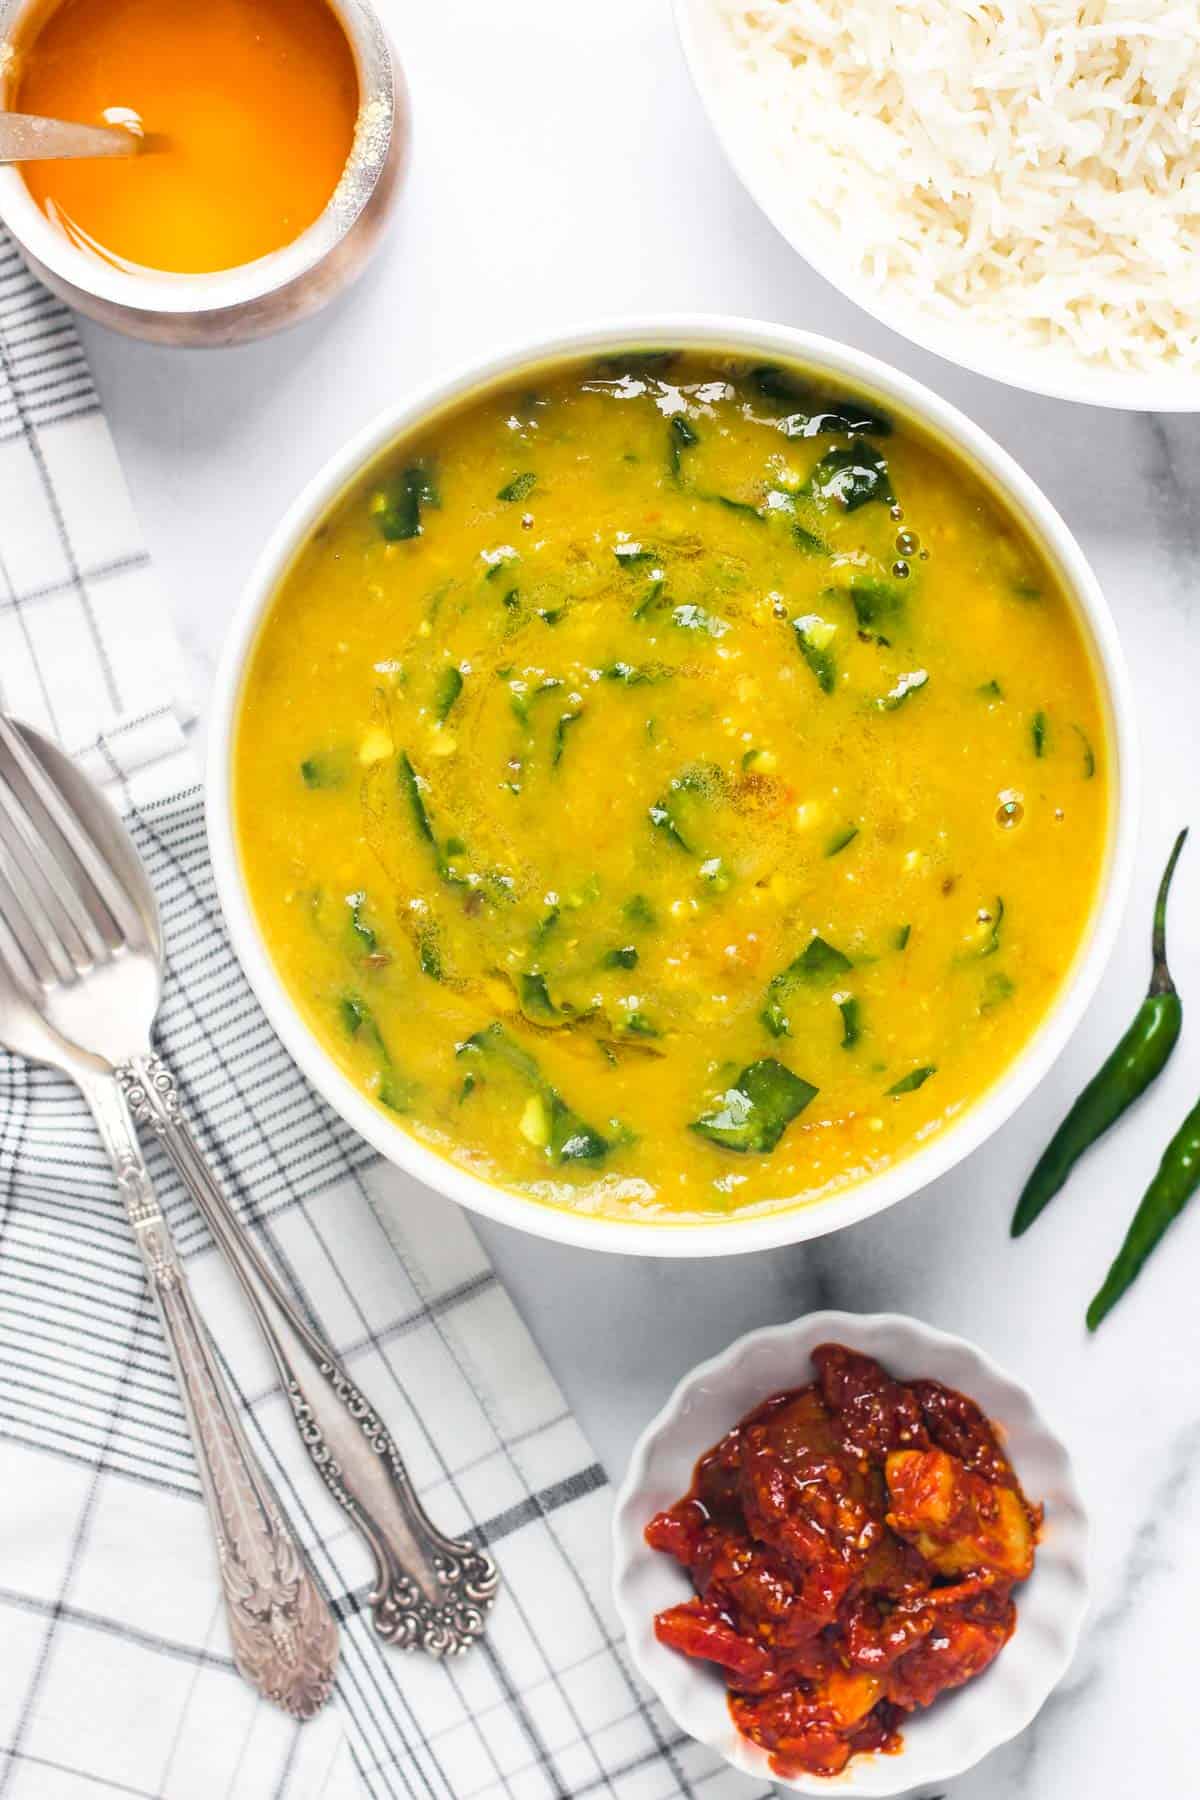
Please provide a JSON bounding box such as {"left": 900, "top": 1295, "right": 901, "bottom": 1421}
{"left": 12, "top": 0, "right": 358, "bottom": 274}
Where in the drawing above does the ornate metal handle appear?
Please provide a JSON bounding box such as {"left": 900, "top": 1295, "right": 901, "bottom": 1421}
{"left": 117, "top": 1054, "right": 498, "bottom": 1656}
{"left": 82, "top": 1073, "right": 338, "bottom": 1717}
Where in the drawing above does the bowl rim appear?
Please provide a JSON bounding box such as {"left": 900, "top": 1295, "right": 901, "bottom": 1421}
{"left": 672, "top": 0, "right": 1200, "bottom": 413}
{"left": 0, "top": 0, "right": 395, "bottom": 316}
{"left": 610, "top": 1309, "right": 1091, "bottom": 1794}
{"left": 205, "top": 313, "right": 1138, "bottom": 1258}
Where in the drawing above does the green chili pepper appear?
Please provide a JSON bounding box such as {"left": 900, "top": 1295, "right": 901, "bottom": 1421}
{"left": 1086, "top": 1095, "right": 1200, "bottom": 1329}
{"left": 1011, "top": 828, "right": 1188, "bottom": 1237}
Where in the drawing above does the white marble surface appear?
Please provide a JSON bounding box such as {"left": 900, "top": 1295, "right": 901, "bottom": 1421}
{"left": 76, "top": 2, "right": 1199, "bottom": 1793}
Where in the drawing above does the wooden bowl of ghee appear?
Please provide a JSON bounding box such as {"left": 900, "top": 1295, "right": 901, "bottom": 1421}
{"left": 0, "top": 0, "right": 407, "bottom": 345}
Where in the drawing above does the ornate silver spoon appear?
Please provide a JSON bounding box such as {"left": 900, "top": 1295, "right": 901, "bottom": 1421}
{"left": 0, "top": 715, "right": 498, "bottom": 1660}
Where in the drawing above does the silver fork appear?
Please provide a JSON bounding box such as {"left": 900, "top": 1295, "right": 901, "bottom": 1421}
{"left": 0, "top": 715, "right": 497, "bottom": 1661}
{"left": 0, "top": 720, "right": 338, "bottom": 1717}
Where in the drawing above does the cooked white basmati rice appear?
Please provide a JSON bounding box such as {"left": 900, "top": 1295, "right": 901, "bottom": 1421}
{"left": 714, "top": 0, "right": 1200, "bottom": 372}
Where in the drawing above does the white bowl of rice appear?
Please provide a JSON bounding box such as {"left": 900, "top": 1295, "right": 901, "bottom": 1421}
{"left": 676, "top": 0, "right": 1200, "bottom": 407}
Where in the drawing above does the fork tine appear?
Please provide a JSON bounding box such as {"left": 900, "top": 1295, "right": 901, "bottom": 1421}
{"left": 0, "top": 774, "right": 106, "bottom": 972}
{"left": 0, "top": 716, "right": 143, "bottom": 955}
{"left": 0, "top": 718, "right": 121, "bottom": 956}
{"left": 0, "top": 902, "right": 30, "bottom": 990}
{"left": 0, "top": 844, "right": 73, "bottom": 988}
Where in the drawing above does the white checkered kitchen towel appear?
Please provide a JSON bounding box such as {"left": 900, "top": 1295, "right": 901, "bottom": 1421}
{"left": 0, "top": 239, "right": 775, "bottom": 1800}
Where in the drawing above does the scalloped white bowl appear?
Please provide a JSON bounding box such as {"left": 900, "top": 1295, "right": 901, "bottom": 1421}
{"left": 613, "top": 1312, "right": 1090, "bottom": 1795}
